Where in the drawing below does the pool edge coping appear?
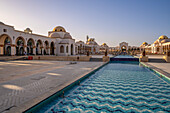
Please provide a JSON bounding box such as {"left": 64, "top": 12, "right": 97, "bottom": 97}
{"left": 8, "top": 62, "right": 109, "bottom": 113}
{"left": 140, "top": 62, "right": 170, "bottom": 81}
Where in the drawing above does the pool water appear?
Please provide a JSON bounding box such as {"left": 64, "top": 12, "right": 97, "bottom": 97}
{"left": 114, "top": 55, "right": 134, "bottom": 58}
{"left": 33, "top": 62, "right": 170, "bottom": 113}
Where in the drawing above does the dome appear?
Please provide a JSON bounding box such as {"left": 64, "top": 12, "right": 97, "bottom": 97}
{"left": 25, "top": 28, "right": 31, "bottom": 31}
{"left": 154, "top": 40, "right": 159, "bottom": 44}
{"left": 88, "top": 38, "right": 94, "bottom": 42}
{"left": 0, "top": 21, "right": 4, "bottom": 25}
{"left": 159, "top": 35, "right": 168, "bottom": 39}
{"left": 24, "top": 28, "right": 32, "bottom": 33}
{"left": 49, "top": 32, "right": 61, "bottom": 38}
{"left": 142, "top": 42, "right": 148, "bottom": 45}
{"left": 161, "top": 40, "right": 169, "bottom": 43}
{"left": 78, "top": 40, "right": 83, "bottom": 43}
{"left": 64, "top": 33, "right": 72, "bottom": 39}
{"left": 102, "top": 43, "right": 106, "bottom": 45}
{"left": 53, "top": 26, "right": 66, "bottom": 32}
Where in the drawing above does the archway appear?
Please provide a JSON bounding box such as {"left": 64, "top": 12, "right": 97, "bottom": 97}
{"left": 121, "top": 46, "right": 127, "bottom": 52}
{"left": 36, "top": 40, "right": 43, "bottom": 55}
{"left": 0, "top": 34, "right": 12, "bottom": 55}
{"left": 4, "top": 36, "right": 11, "bottom": 55}
{"left": 71, "top": 44, "right": 73, "bottom": 55}
{"left": 16, "top": 37, "right": 25, "bottom": 55}
{"left": 119, "top": 42, "right": 128, "bottom": 53}
{"left": 44, "top": 41, "right": 49, "bottom": 55}
{"left": 27, "top": 38, "right": 35, "bottom": 55}
{"left": 50, "top": 42, "right": 55, "bottom": 55}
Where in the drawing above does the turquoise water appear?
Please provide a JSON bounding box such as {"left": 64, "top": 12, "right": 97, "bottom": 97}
{"left": 115, "top": 55, "right": 134, "bottom": 58}
{"left": 34, "top": 62, "right": 170, "bottom": 113}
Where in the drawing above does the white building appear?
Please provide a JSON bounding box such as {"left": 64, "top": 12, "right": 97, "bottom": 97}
{"left": 0, "top": 22, "right": 76, "bottom": 56}
{"left": 140, "top": 35, "right": 170, "bottom": 54}
{"left": 75, "top": 36, "right": 100, "bottom": 54}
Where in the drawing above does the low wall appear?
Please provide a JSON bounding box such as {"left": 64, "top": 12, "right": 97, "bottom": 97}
{"left": 32, "top": 56, "right": 92, "bottom": 61}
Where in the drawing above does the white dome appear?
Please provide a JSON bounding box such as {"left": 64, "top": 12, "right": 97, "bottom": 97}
{"left": 49, "top": 32, "right": 61, "bottom": 38}
{"left": 64, "top": 33, "right": 72, "bottom": 39}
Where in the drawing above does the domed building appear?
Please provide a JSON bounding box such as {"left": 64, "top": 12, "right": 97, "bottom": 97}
{"left": 0, "top": 22, "right": 76, "bottom": 56}
{"left": 140, "top": 35, "right": 170, "bottom": 54}
{"left": 75, "top": 35, "right": 101, "bottom": 54}
{"left": 48, "top": 26, "right": 76, "bottom": 56}
{"left": 159, "top": 35, "right": 168, "bottom": 40}
{"left": 99, "top": 43, "right": 109, "bottom": 53}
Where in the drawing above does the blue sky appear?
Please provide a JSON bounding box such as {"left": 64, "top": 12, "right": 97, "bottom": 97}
{"left": 0, "top": 0, "right": 170, "bottom": 46}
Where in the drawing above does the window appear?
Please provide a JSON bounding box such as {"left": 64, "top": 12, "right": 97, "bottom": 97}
{"left": 60, "top": 45, "right": 64, "bottom": 53}
{"left": 3, "top": 29, "right": 7, "bottom": 32}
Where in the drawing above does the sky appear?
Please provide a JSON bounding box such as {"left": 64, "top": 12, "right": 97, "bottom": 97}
{"left": 0, "top": 0, "right": 170, "bottom": 47}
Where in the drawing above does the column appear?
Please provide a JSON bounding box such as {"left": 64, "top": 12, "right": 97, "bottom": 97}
{"left": 48, "top": 47, "right": 50, "bottom": 55}
{"left": 24, "top": 45, "right": 27, "bottom": 55}
{"left": 33, "top": 46, "right": 36, "bottom": 55}
{"left": 54, "top": 47, "right": 56, "bottom": 55}
{"left": 0, "top": 45, "right": 4, "bottom": 55}
{"left": 41, "top": 47, "right": 44, "bottom": 55}
{"left": 11, "top": 45, "right": 16, "bottom": 56}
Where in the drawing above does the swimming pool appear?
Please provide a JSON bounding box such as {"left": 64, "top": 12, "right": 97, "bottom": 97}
{"left": 26, "top": 62, "right": 170, "bottom": 113}
{"left": 114, "top": 55, "right": 134, "bottom": 58}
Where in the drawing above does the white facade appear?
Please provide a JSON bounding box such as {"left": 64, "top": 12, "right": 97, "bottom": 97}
{"left": 0, "top": 22, "right": 76, "bottom": 56}
{"left": 140, "top": 35, "right": 170, "bottom": 54}
{"left": 75, "top": 36, "right": 100, "bottom": 54}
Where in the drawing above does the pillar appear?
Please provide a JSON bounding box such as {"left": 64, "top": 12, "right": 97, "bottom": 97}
{"left": 41, "top": 47, "right": 44, "bottom": 55}
{"left": 11, "top": 45, "right": 16, "bottom": 56}
{"left": 0, "top": 45, "right": 4, "bottom": 55}
{"left": 24, "top": 45, "right": 27, "bottom": 54}
{"left": 48, "top": 47, "right": 50, "bottom": 55}
{"left": 33, "top": 46, "right": 36, "bottom": 55}
{"left": 54, "top": 47, "right": 56, "bottom": 55}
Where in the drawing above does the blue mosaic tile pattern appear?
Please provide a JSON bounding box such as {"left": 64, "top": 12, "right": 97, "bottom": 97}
{"left": 37, "top": 63, "right": 170, "bottom": 113}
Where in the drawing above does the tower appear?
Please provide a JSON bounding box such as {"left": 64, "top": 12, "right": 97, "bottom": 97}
{"left": 87, "top": 35, "right": 89, "bottom": 41}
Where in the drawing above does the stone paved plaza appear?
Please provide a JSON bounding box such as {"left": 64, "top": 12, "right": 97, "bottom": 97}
{"left": 0, "top": 60, "right": 104, "bottom": 113}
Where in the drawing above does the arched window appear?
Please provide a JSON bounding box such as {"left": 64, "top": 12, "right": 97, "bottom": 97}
{"left": 66, "top": 46, "right": 68, "bottom": 53}
{"left": 60, "top": 45, "right": 64, "bottom": 53}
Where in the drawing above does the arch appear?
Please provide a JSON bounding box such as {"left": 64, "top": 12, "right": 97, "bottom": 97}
{"left": 27, "top": 38, "right": 35, "bottom": 55}
{"left": 121, "top": 45, "right": 127, "bottom": 52}
{"left": 60, "top": 45, "right": 64, "bottom": 53}
{"left": 4, "top": 36, "right": 12, "bottom": 55}
{"left": 0, "top": 34, "right": 12, "bottom": 55}
{"left": 0, "top": 34, "right": 12, "bottom": 45}
{"left": 119, "top": 42, "right": 128, "bottom": 52}
{"left": 15, "top": 37, "right": 26, "bottom": 55}
{"left": 50, "top": 42, "right": 55, "bottom": 55}
{"left": 15, "top": 36, "right": 26, "bottom": 46}
{"left": 44, "top": 40, "right": 49, "bottom": 55}
{"left": 36, "top": 39, "right": 43, "bottom": 55}
{"left": 71, "top": 44, "right": 73, "bottom": 55}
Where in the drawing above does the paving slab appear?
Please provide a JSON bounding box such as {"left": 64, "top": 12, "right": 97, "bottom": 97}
{"left": 0, "top": 60, "right": 105, "bottom": 113}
